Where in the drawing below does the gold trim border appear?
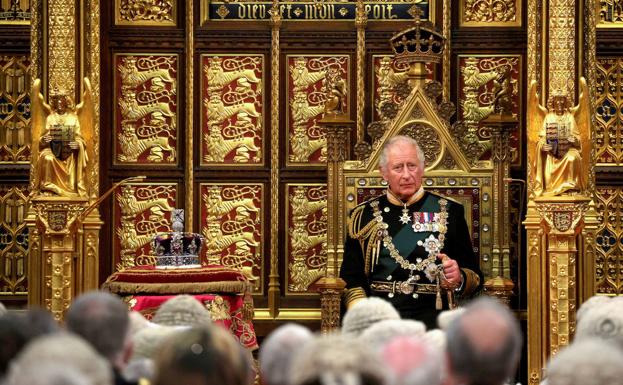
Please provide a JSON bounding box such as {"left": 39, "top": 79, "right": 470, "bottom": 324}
{"left": 114, "top": 0, "right": 177, "bottom": 26}
{"left": 458, "top": 0, "right": 522, "bottom": 28}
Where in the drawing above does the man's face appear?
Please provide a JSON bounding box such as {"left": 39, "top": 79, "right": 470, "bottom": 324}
{"left": 380, "top": 141, "right": 424, "bottom": 200}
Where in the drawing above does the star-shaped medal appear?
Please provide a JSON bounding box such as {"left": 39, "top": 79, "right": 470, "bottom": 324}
{"left": 399, "top": 207, "right": 411, "bottom": 224}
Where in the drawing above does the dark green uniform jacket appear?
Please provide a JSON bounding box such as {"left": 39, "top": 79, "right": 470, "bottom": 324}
{"left": 340, "top": 190, "right": 483, "bottom": 329}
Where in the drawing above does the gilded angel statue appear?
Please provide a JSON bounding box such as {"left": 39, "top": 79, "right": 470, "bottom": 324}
{"left": 527, "top": 78, "right": 591, "bottom": 197}
{"left": 29, "top": 78, "right": 95, "bottom": 198}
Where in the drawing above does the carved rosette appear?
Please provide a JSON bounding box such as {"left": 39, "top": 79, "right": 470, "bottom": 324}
{"left": 458, "top": 55, "right": 521, "bottom": 164}
{"left": 372, "top": 55, "right": 433, "bottom": 122}
{"left": 113, "top": 183, "right": 177, "bottom": 270}
{"left": 200, "top": 183, "right": 263, "bottom": 292}
{"left": 399, "top": 122, "right": 442, "bottom": 166}
{"left": 115, "top": 0, "right": 176, "bottom": 26}
{"left": 460, "top": 0, "right": 520, "bottom": 26}
{"left": 595, "top": 188, "right": 623, "bottom": 294}
{"left": 287, "top": 55, "right": 349, "bottom": 165}
{"left": 114, "top": 54, "right": 178, "bottom": 165}
{"left": 286, "top": 184, "right": 327, "bottom": 294}
{"left": 201, "top": 54, "right": 264, "bottom": 166}
{"left": 0, "top": 55, "right": 31, "bottom": 163}
{"left": 595, "top": 58, "right": 623, "bottom": 165}
{"left": 0, "top": 185, "right": 29, "bottom": 294}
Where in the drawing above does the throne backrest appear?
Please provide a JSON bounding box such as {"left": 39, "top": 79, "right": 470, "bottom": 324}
{"left": 338, "top": 82, "right": 494, "bottom": 277}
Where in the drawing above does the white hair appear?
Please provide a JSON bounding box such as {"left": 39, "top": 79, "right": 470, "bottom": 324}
{"left": 289, "top": 333, "right": 387, "bottom": 385}
{"left": 575, "top": 298, "right": 623, "bottom": 350}
{"left": 437, "top": 307, "right": 466, "bottom": 331}
{"left": 6, "top": 363, "right": 91, "bottom": 385}
{"left": 360, "top": 319, "right": 426, "bottom": 352}
{"left": 378, "top": 135, "right": 425, "bottom": 172}
{"left": 546, "top": 339, "right": 623, "bottom": 385}
{"left": 259, "top": 323, "right": 314, "bottom": 385}
{"left": 342, "top": 297, "right": 401, "bottom": 336}
{"left": 381, "top": 336, "right": 444, "bottom": 385}
{"left": 6, "top": 333, "right": 111, "bottom": 385}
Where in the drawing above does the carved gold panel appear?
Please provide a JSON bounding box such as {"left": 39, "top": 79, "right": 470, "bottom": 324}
{"left": 200, "top": 54, "right": 264, "bottom": 167}
{"left": 200, "top": 183, "right": 264, "bottom": 293}
{"left": 115, "top": 0, "right": 176, "bottom": 26}
{"left": 0, "top": 185, "right": 28, "bottom": 295}
{"left": 286, "top": 55, "right": 350, "bottom": 166}
{"left": 595, "top": 57, "right": 623, "bottom": 166}
{"left": 459, "top": 0, "right": 521, "bottom": 27}
{"left": 597, "top": 0, "right": 623, "bottom": 27}
{"left": 0, "top": 0, "right": 30, "bottom": 24}
{"left": 457, "top": 55, "right": 522, "bottom": 165}
{"left": 114, "top": 54, "right": 178, "bottom": 165}
{"left": 371, "top": 55, "right": 433, "bottom": 122}
{"left": 285, "top": 184, "right": 327, "bottom": 295}
{"left": 0, "top": 55, "right": 31, "bottom": 163}
{"left": 595, "top": 187, "right": 623, "bottom": 294}
{"left": 113, "top": 182, "right": 177, "bottom": 271}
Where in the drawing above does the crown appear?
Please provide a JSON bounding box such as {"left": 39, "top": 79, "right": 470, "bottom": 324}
{"left": 389, "top": 6, "right": 445, "bottom": 65}
{"left": 151, "top": 232, "right": 205, "bottom": 269}
{"left": 151, "top": 209, "right": 204, "bottom": 269}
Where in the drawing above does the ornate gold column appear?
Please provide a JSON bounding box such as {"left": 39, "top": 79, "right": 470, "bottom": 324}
{"left": 525, "top": 2, "right": 599, "bottom": 382}
{"left": 27, "top": 1, "right": 102, "bottom": 319}
{"left": 317, "top": 115, "right": 352, "bottom": 333}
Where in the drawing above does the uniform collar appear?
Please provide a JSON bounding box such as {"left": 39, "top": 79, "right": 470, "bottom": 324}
{"left": 386, "top": 187, "right": 425, "bottom": 206}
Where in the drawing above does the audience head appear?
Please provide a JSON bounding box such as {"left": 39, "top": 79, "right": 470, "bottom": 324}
{"left": 128, "top": 310, "right": 150, "bottom": 336}
{"left": 575, "top": 297, "right": 623, "bottom": 349}
{"left": 0, "top": 308, "right": 59, "bottom": 376}
{"left": 360, "top": 319, "right": 426, "bottom": 352}
{"left": 437, "top": 307, "right": 466, "bottom": 331}
{"left": 290, "top": 333, "right": 387, "bottom": 385}
{"left": 5, "top": 333, "right": 112, "bottom": 385}
{"left": 153, "top": 326, "right": 252, "bottom": 385}
{"left": 422, "top": 329, "right": 447, "bottom": 351}
{"left": 259, "top": 323, "right": 314, "bottom": 385}
{"left": 576, "top": 295, "right": 612, "bottom": 323}
{"left": 381, "top": 335, "right": 444, "bottom": 385}
{"left": 7, "top": 364, "right": 91, "bottom": 385}
{"left": 152, "top": 295, "right": 212, "bottom": 327}
{"left": 132, "top": 324, "right": 184, "bottom": 360}
{"left": 545, "top": 339, "right": 623, "bottom": 385}
{"left": 342, "top": 297, "right": 400, "bottom": 336}
{"left": 66, "top": 291, "right": 131, "bottom": 368}
{"left": 445, "top": 297, "right": 522, "bottom": 385}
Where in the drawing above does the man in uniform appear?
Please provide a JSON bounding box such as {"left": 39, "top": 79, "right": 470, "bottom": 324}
{"left": 340, "top": 135, "right": 482, "bottom": 329}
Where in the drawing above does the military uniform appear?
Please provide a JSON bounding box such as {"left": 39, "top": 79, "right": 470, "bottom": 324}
{"left": 340, "top": 188, "right": 482, "bottom": 329}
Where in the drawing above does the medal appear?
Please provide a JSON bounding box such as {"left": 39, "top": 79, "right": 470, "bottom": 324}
{"left": 417, "top": 234, "right": 441, "bottom": 256}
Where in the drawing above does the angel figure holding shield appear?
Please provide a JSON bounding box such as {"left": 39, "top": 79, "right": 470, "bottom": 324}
{"left": 528, "top": 78, "right": 591, "bottom": 197}
{"left": 30, "top": 78, "right": 95, "bottom": 198}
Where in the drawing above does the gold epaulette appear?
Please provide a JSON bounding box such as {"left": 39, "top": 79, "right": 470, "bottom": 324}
{"left": 348, "top": 197, "right": 380, "bottom": 240}
{"left": 427, "top": 190, "right": 462, "bottom": 206}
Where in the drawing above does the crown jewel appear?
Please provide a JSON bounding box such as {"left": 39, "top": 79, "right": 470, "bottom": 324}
{"left": 152, "top": 209, "right": 204, "bottom": 269}
{"left": 389, "top": 6, "right": 445, "bottom": 65}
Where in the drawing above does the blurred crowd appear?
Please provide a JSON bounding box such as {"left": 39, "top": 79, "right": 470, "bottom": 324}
{"left": 1, "top": 292, "right": 622, "bottom": 385}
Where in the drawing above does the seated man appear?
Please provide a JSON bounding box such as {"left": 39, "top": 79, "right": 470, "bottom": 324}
{"left": 340, "top": 135, "right": 482, "bottom": 329}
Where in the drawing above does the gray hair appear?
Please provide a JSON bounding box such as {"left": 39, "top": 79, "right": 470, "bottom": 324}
{"left": 378, "top": 135, "right": 425, "bottom": 172}
{"left": 123, "top": 358, "right": 155, "bottom": 383}
{"left": 289, "top": 333, "right": 387, "bottom": 385}
{"left": 259, "top": 323, "right": 314, "bottom": 385}
{"left": 342, "top": 297, "right": 401, "bottom": 337}
{"left": 360, "top": 319, "right": 426, "bottom": 352}
{"left": 445, "top": 297, "right": 522, "bottom": 385}
{"left": 152, "top": 294, "right": 212, "bottom": 327}
{"left": 66, "top": 290, "right": 130, "bottom": 362}
{"left": 6, "top": 333, "right": 112, "bottom": 385}
{"left": 575, "top": 297, "right": 623, "bottom": 350}
{"left": 546, "top": 339, "right": 623, "bottom": 385}
{"left": 7, "top": 363, "right": 91, "bottom": 385}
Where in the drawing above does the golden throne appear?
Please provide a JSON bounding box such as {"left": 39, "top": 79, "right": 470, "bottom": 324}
{"left": 318, "top": 11, "right": 507, "bottom": 331}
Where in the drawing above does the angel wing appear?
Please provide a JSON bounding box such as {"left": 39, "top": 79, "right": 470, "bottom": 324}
{"left": 571, "top": 77, "right": 591, "bottom": 192}
{"left": 526, "top": 80, "right": 547, "bottom": 194}
{"left": 29, "top": 78, "right": 52, "bottom": 194}
{"left": 76, "top": 77, "right": 96, "bottom": 199}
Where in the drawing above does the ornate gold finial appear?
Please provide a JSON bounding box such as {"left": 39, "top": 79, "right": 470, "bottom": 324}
{"left": 389, "top": 6, "right": 445, "bottom": 65}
